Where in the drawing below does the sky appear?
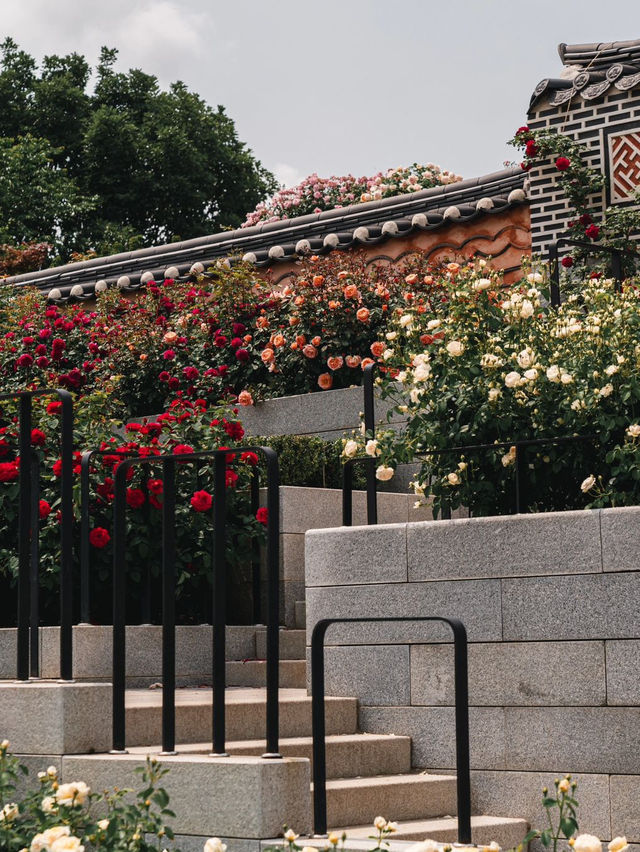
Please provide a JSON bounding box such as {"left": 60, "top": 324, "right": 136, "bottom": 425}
{"left": 2, "top": 0, "right": 639, "bottom": 189}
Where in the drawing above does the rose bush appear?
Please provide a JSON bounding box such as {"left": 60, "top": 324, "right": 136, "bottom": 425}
{"left": 342, "top": 261, "right": 640, "bottom": 517}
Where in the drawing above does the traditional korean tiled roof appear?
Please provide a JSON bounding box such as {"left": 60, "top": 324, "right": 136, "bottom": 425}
{"left": 4, "top": 167, "right": 528, "bottom": 303}
{"left": 529, "top": 38, "right": 640, "bottom": 111}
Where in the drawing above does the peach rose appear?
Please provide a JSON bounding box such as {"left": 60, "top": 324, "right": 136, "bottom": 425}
{"left": 243, "top": 334, "right": 252, "bottom": 343}
{"left": 273, "top": 333, "right": 285, "bottom": 347}
{"left": 345, "top": 355, "right": 361, "bottom": 368}
{"left": 311, "top": 336, "right": 322, "bottom": 346}
{"left": 295, "top": 335, "right": 306, "bottom": 347}
{"left": 361, "top": 357, "right": 375, "bottom": 369}
{"left": 256, "top": 316, "right": 269, "bottom": 329}
{"left": 337, "top": 271, "right": 349, "bottom": 280}
{"left": 302, "top": 344, "right": 318, "bottom": 359}
{"left": 163, "top": 331, "right": 178, "bottom": 344}
{"left": 313, "top": 275, "right": 325, "bottom": 286}
{"left": 327, "top": 356, "right": 344, "bottom": 371}
{"left": 318, "top": 373, "right": 333, "bottom": 389}
{"left": 423, "top": 275, "right": 433, "bottom": 285}
{"left": 446, "top": 262, "right": 460, "bottom": 274}
{"left": 370, "top": 341, "right": 385, "bottom": 358}
{"left": 343, "top": 284, "right": 359, "bottom": 299}
{"left": 405, "top": 273, "right": 419, "bottom": 285}
{"left": 289, "top": 316, "right": 300, "bottom": 326}
{"left": 238, "top": 390, "right": 253, "bottom": 406}
{"left": 139, "top": 354, "right": 147, "bottom": 362}
{"left": 260, "top": 348, "right": 275, "bottom": 363}
{"left": 356, "top": 307, "right": 370, "bottom": 322}
{"left": 328, "top": 301, "right": 339, "bottom": 310}
{"left": 294, "top": 296, "right": 305, "bottom": 306}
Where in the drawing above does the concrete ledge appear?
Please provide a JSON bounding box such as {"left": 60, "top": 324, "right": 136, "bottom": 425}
{"left": 0, "top": 681, "right": 111, "bottom": 753}
{"left": 62, "top": 753, "right": 311, "bottom": 839}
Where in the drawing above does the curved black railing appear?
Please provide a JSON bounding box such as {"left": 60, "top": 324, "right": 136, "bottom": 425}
{"left": 108, "top": 446, "right": 281, "bottom": 759}
{"left": 310, "top": 616, "right": 471, "bottom": 842}
{"left": 0, "top": 389, "right": 74, "bottom": 680}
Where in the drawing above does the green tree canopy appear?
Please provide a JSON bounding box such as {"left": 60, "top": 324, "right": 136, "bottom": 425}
{"left": 0, "top": 39, "right": 277, "bottom": 265}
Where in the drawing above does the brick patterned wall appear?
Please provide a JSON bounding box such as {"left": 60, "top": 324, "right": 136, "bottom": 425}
{"left": 528, "top": 88, "right": 640, "bottom": 256}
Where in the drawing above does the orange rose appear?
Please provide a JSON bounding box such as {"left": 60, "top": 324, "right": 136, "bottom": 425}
{"left": 328, "top": 300, "right": 339, "bottom": 310}
{"left": 416, "top": 305, "right": 426, "bottom": 314}
{"left": 337, "top": 271, "right": 349, "bottom": 280}
{"left": 327, "top": 356, "right": 344, "bottom": 371}
{"left": 446, "top": 262, "right": 460, "bottom": 274}
{"left": 312, "top": 275, "right": 324, "bottom": 286}
{"left": 273, "top": 333, "right": 285, "bottom": 347}
{"left": 382, "top": 304, "right": 388, "bottom": 312}
{"left": 294, "top": 296, "right": 305, "bottom": 306}
{"left": 244, "top": 334, "right": 253, "bottom": 342}
{"left": 256, "top": 316, "right": 269, "bottom": 329}
{"left": 302, "top": 344, "right": 317, "bottom": 359}
{"left": 310, "top": 255, "right": 319, "bottom": 262}
{"left": 370, "top": 341, "right": 385, "bottom": 358}
{"left": 356, "top": 307, "right": 370, "bottom": 322}
{"left": 163, "top": 331, "right": 178, "bottom": 344}
{"left": 423, "top": 275, "right": 434, "bottom": 285}
{"left": 311, "top": 336, "right": 321, "bottom": 346}
{"left": 261, "top": 348, "right": 275, "bottom": 363}
{"left": 290, "top": 342, "right": 298, "bottom": 350}
{"left": 343, "top": 284, "right": 359, "bottom": 299}
{"left": 405, "top": 292, "right": 414, "bottom": 302}
{"left": 238, "top": 390, "right": 253, "bottom": 406}
{"left": 289, "top": 316, "right": 300, "bottom": 326}
{"left": 345, "top": 355, "right": 361, "bottom": 368}
{"left": 317, "top": 373, "right": 333, "bottom": 389}
{"left": 139, "top": 354, "right": 148, "bottom": 362}
{"left": 361, "top": 357, "right": 375, "bottom": 369}
{"left": 295, "top": 335, "right": 306, "bottom": 347}
{"left": 420, "top": 334, "right": 434, "bottom": 345}
{"left": 405, "top": 273, "right": 419, "bottom": 285}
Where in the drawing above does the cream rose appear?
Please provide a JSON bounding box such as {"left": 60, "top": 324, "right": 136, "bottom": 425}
{"left": 343, "top": 440, "right": 358, "bottom": 458}
{"left": 527, "top": 272, "right": 543, "bottom": 284}
{"left": 376, "top": 465, "right": 395, "bottom": 481}
{"left": 447, "top": 472, "right": 461, "bottom": 485}
{"left": 517, "top": 349, "right": 534, "bottom": 368}
{"left": 413, "top": 362, "right": 431, "bottom": 382}
{"left": 446, "top": 340, "right": 465, "bottom": 357}
{"left": 581, "top": 475, "right": 596, "bottom": 493}
{"left": 520, "top": 299, "right": 535, "bottom": 318}
{"left": 373, "top": 817, "right": 387, "bottom": 830}
{"left": 573, "top": 835, "right": 602, "bottom": 852}
{"left": 204, "top": 839, "right": 228, "bottom": 852}
{"left": 50, "top": 837, "right": 84, "bottom": 852}
{"left": 426, "top": 319, "right": 441, "bottom": 330}
{"left": 504, "top": 371, "right": 521, "bottom": 388}
{"left": 365, "top": 440, "right": 381, "bottom": 457}
{"left": 55, "top": 781, "right": 90, "bottom": 807}
{"left": 524, "top": 369, "right": 538, "bottom": 382}
{"left": 608, "top": 837, "right": 629, "bottom": 852}
{"left": 488, "top": 388, "right": 501, "bottom": 402}
{"left": 472, "top": 278, "right": 492, "bottom": 291}
{"left": 546, "top": 365, "right": 561, "bottom": 383}
{"left": 627, "top": 424, "right": 640, "bottom": 438}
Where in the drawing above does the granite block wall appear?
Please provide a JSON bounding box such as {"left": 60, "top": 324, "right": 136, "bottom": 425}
{"left": 305, "top": 506, "right": 640, "bottom": 842}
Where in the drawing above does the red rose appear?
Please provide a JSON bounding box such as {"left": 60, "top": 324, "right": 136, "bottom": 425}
{"left": 516, "top": 126, "right": 530, "bottom": 135}
{"left": 579, "top": 213, "right": 592, "bottom": 225}
{"left": 31, "top": 428, "right": 46, "bottom": 446}
{"left": 168, "top": 377, "right": 180, "bottom": 390}
{"left": 36, "top": 356, "right": 49, "bottom": 368}
{"left": 39, "top": 499, "right": 51, "bottom": 520}
{"left": 241, "top": 451, "right": 258, "bottom": 466}
{"left": 183, "top": 366, "right": 199, "bottom": 380}
{"left": 525, "top": 140, "right": 538, "bottom": 158}
{"left": 173, "top": 444, "right": 194, "bottom": 456}
{"left": 89, "top": 527, "right": 111, "bottom": 548}
{"left": 162, "top": 349, "right": 175, "bottom": 360}
{"left": 235, "top": 348, "right": 249, "bottom": 362}
{"left": 230, "top": 337, "right": 243, "bottom": 349}
{"left": 555, "top": 157, "right": 571, "bottom": 171}
{"left": 585, "top": 224, "right": 600, "bottom": 240}
{"left": 561, "top": 256, "right": 574, "bottom": 268}
{"left": 16, "top": 353, "right": 33, "bottom": 367}
{"left": 223, "top": 420, "right": 244, "bottom": 440}
{"left": 0, "top": 461, "right": 19, "bottom": 482}
{"left": 225, "top": 469, "right": 238, "bottom": 488}
{"left": 520, "top": 162, "right": 531, "bottom": 171}
{"left": 52, "top": 459, "right": 63, "bottom": 477}
{"left": 126, "top": 488, "right": 146, "bottom": 509}
{"left": 149, "top": 494, "right": 163, "bottom": 510}
{"left": 147, "top": 478, "right": 163, "bottom": 495}
{"left": 256, "top": 507, "right": 268, "bottom": 525}
{"left": 158, "top": 371, "right": 170, "bottom": 382}
{"left": 190, "top": 489, "right": 212, "bottom": 512}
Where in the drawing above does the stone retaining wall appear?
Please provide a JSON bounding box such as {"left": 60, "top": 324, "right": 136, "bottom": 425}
{"left": 304, "top": 507, "right": 640, "bottom": 844}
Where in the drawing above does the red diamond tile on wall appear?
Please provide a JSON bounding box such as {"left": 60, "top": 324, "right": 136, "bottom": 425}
{"left": 609, "top": 130, "right": 640, "bottom": 202}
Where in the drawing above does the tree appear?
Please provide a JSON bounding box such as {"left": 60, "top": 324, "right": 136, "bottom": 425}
{"left": 0, "top": 39, "right": 277, "bottom": 264}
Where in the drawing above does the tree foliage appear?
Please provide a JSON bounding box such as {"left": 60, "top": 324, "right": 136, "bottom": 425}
{"left": 0, "top": 39, "right": 277, "bottom": 266}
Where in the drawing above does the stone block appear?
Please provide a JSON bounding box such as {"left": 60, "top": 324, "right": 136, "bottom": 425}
{"left": 283, "top": 581, "right": 306, "bottom": 629}
{"left": 305, "top": 524, "right": 408, "bottom": 587}
{"left": 281, "top": 533, "right": 305, "bottom": 583}
{"left": 62, "top": 753, "right": 311, "bottom": 838}
{"left": 601, "top": 506, "right": 640, "bottom": 572}
{"left": 410, "top": 641, "right": 606, "bottom": 706}
{"left": 359, "top": 705, "right": 506, "bottom": 770}
{"left": 502, "top": 573, "right": 640, "bottom": 641}
{"left": 407, "top": 510, "right": 602, "bottom": 581}
{"left": 7, "top": 755, "right": 62, "bottom": 799}
{"left": 606, "top": 640, "right": 640, "bottom": 705}
{"left": 470, "top": 770, "right": 611, "bottom": 842}
{"left": 0, "top": 681, "right": 111, "bottom": 754}
{"left": 305, "top": 579, "right": 502, "bottom": 645}
{"left": 321, "top": 645, "right": 411, "bottom": 706}
{"left": 610, "top": 775, "right": 640, "bottom": 841}
{"left": 0, "top": 629, "right": 17, "bottom": 678}
{"left": 504, "top": 707, "right": 640, "bottom": 773}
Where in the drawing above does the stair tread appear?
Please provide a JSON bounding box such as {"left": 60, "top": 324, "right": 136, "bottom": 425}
{"left": 126, "top": 732, "right": 411, "bottom": 754}
{"left": 327, "top": 815, "right": 529, "bottom": 842}
{"left": 322, "top": 772, "right": 456, "bottom": 790}
{"left": 125, "top": 687, "right": 351, "bottom": 707}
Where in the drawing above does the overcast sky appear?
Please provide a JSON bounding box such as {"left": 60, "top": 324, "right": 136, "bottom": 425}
{"left": 2, "top": 1, "right": 639, "bottom": 189}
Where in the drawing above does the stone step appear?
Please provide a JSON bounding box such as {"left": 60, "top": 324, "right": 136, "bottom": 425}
{"left": 226, "top": 660, "right": 306, "bottom": 688}
{"left": 339, "top": 815, "right": 529, "bottom": 848}
{"left": 318, "top": 772, "right": 458, "bottom": 828}
{"left": 124, "top": 687, "right": 358, "bottom": 746}
{"left": 255, "top": 628, "right": 306, "bottom": 660}
{"left": 152, "top": 731, "right": 412, "bottom": 778}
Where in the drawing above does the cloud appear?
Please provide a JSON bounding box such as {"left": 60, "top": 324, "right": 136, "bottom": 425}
{"left": 272, "top": 162, "right": 305, "bottom": 189}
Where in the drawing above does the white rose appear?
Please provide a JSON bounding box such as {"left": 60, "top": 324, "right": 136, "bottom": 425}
{"left": 98, "top": 819, "right": 109, "bottom": 831}
{"left": 608, "top": 838, "right": 629, "bottom": 852}
{"left": 365, "top": 440, "right": 381, "bottom": 457}
{"left": 382, "top": 348, "right": 394, "bottom": 360}
{"left": 385, "top": 331, "right": 397, "bottom": 341}
{"left": 605, "top": 364, "right": 619, "bottom": 376}
{"left": 447, "top": 472, "right": 460, "bottom": 485}
{"left": 561, "top": 372, "right": 573, "bottom": 385}
{"left": 527, "top": 272, "right": 543, "bottom": 284}
{"left": 627, "top": 424, "right": 640, "bottom": 437}
{"left": 517, "top": 349, "right": 533, "bottom": 368}
{"left": 55, "top": 781, "right": 90, "bottom": 807}
{"left": 397, "top": 371, "right": 408, "bottom": 383}
{"left": 41, "top": 796, "right": 57, "bottom": 813}
{"left": 571, "top": 399, "right": 584, "bottom": 411}
{"left": 504, "top": 371, "right": 521, "bottom": 388}
{"left": 385, "top": 821, "right": 398, "bottom": 832}
{"left": 574, "top": 835, "right": 602, "bottom": 852}
{"left": 376, "top": 465, "right": 395, "bottom": 481}
{"left": 600, "top": 384, "right": 613, "bottom": 398}
{"left": 0, "top": 803, "right": 17, "bottom": 822}
{"left": 546, "top": 365, "right": 561, "bottom": 383}
{"left": 204, "top": 839, "right": 228, "bottom": 852}
{"left": 414, "top": 362, "right": 431, "bottom": 382}
{"left": 32, "top": 827, "right": 70, "bottom": 852}
{"left": 520, "top": 299, "right": 534, "bottom": 318}
{"left": 481, "top": 353, "right": 503, "bottom": 369}
{"left": 446, "top": 340, "right": 465, "bottom": 357}
{"left": 374, "top": 817, "right": 387, "bottom": 831}
{"left": 343, "top": 440, "right": 358, "bottom": 458}
{"left": 472, "top": 278, "right": 492, "bottom": 292}
{"left": 581, "top": 475, "right": 596, "bottom": 493}
{"left": 283, "top": 829, "right": 299, "bottom": 843}
{"left": 524, "top": 369, "right": 538, "bottom": 382}
{"left": 406, "top": 841, "right": 440, "bottom": 852}
{"left": 399, "top": 314, "right": 413, "bottom": 328}
{"left": 488, "top": 388, "right": 501, "bottom": 402}
{"left": 409, "top": 387, "right": 424, "bottom": 404}
{"left": 50, "top": 838, "right": 84, "bottom": 852}
{"left": 427, "top": 319, "right": 441, "bottom": 330}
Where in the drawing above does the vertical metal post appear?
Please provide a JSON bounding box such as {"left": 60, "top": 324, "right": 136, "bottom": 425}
{"left": 342, "top": 461, "right": 353, "bottom": 527}
{"left": 161, "top": 459, "right": 176, "bottom": 754}
{"left": 311, "top": 620, "right": 328, "bottom": 836}
{"left": 141, "top": 477, "right": 152, "bottom": 624}
{"left": 250, "top": 467, "right": 261, "bottom": 624}
{"left": 548, "top": 240, "right": 561, "bottom": 307}
{"left": 514, "top": 444, "right": 527, "bottom": 514}
{"left": 452, "top": 620, "right": 472, "bottom": 844}
{"left": 612, "top": 250, "right": 623, "bottom": 291}
{"left": 362, "top": 364, "right": 378, "bottom": 525}
{"left": 211, "top": 451, "right": 228, "bottom": 756}
{"left": 111, "top": 460, "right": 129, "bottom": 752}
{"left": 29, "top": 455, "right": 40, "bottom": 678}
{"left": 59, "top": 391, "right": 74, "bottom": 681}
{"left": 79, "top": 451, "right": 93, "bottom": 624}
{"left": 262, "top": 447, "right": 281, "bottom": 758}
{"left": 17, "top": 394, "right": 32, "bottom": 681}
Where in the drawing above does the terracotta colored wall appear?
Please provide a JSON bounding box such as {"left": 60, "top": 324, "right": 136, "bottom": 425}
{"left": 269, "top": 205, "right": 531, "bottom": 286}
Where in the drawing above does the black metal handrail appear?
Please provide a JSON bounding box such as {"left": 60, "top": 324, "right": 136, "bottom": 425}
{"left": 109, "top": 446, "right": 281, "bottom": 759}
{"left": 0, "top": 389, "right": 74, "bottom": 680}
{"left": 311, "top": 616, "right": 471, "bottom": 842}
{"left": 548, "top": 237, "right": 637, "bottom": 307}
